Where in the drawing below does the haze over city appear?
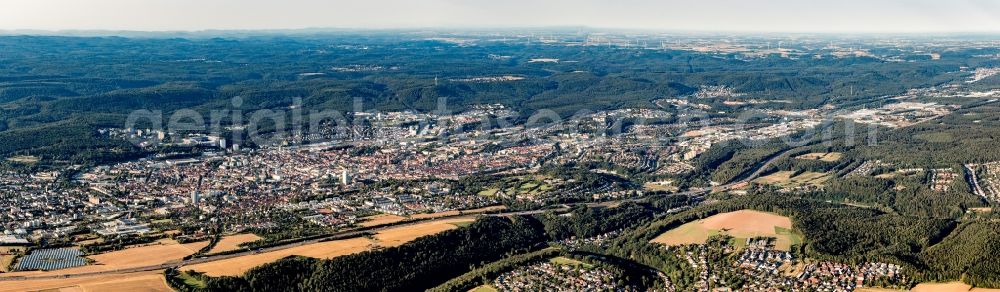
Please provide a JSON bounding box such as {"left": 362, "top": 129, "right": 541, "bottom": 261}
{"left": 3, "top": 2, "right": 1000, "bottom": 292}
{"left": 2, "top": 0, "right": 1000, "bottom": 33}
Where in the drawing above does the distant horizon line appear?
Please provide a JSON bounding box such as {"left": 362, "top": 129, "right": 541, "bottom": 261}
{"left": 2, "top": 26, "right": 1000, "bottom": 37}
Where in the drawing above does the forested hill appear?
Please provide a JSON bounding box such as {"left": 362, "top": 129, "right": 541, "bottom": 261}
{"left": 0, "top": 34, "right": 984, "bottom": 163}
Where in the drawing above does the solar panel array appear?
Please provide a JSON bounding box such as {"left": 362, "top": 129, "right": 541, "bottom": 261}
{"left": 15, "top": 248, "right": 87, "bottom": 271}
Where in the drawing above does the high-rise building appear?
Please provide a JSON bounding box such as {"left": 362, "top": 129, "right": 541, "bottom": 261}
{"left": 191, "top": 191, "right": 201, "bottom": 206}
{"left": 341, "top": 169, "right": 351, "bottom": 185}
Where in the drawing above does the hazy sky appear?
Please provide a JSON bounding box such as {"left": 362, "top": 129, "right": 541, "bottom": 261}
{"left": 2, "top": 0, "right": 1000, "bottom": 33}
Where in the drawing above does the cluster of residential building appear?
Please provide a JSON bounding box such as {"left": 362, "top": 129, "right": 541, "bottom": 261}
{"left": 0, "top": 170, "right": 127, "bottom": 241}
{"left": 678, "top": 244, "right": 725, "bottom": 291}
{"left": 330, "top": 64, "right": 395, "bottom": 72}
{"left": 664, "top": 237, "right": 907, "bottom": 291}
{"left": 966, "top": 162, "right": 1000, "bottom": 203}
{"left": 677, "top": 118, "right": 822, "bottom": 162}
{"left": 693, "top": 85, "right": 746, "bottom": 99}
{"left": 545, "top": 108, "right": 822, "bottom": 179}
{"left": 556, "top": 229, "right": 622, "bottom": 250}
{"left": 74, "top": 138, "right": 549, "bottom": 233}
{"left": 847, "top": 160, "right": 893, "bottom": 177}
{"left": 655, "top": 99, "right": 712, "bottom": 110}
{"left": 575, "top": 147, "right": 658, "bottom": 173}
{"left": 448, "top": 75, "right": 525, "bottom": 83}
{"left": 730, "top": 238, "right": 798, "bottom": 290}
{"left": 7, "top": 105, "right": 645, "bottom": 248}
{"left": 492, "top": 261, "right": 636, "bottom": 292}
{"left": 968, "top": 67, "right": 1000, "bottom": 83}
{"left": 734, "top": 238, "right": 793, "bottom": 273}
{"left": 0, "top": 101, "right": 859, "bottom": 261}
{"left": 930, "top": 168, "right": 959, "bottom": 193}
{"left": 102, "top": 128, "right": 227, "bottom": 150}
{"left": 794, "top": 261, "right": 906, "bottom": 291}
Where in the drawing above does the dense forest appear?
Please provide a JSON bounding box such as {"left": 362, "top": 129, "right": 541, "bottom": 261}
{"left": 181, "top": 203, "right": 658, "bottom": 292}
{"left": 0, "top": 34, "right": 991, "bottom": 166}
{"left": 199, "top": 216, "right": 547, "bottom": 291}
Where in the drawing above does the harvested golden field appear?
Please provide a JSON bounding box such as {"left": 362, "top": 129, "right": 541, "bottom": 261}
{"left": 374, "top": 218, "right": 474, "bottom": 247}
{"left": 700, "top": 210, "right": 792, "bottom": 233}
{"left": 968, "top": 207, "right": 994, "bottom": 213}
{"left": 0, "top": 246, "right": 25, "bottom": 273}
{"left": 5, "top": 155, "right": 40, "bottom": 164}
{"left": 358, "top": 214, "right": 407, "bottom": 227}
{"left": 2, "top": 239, "right": 207, "bottom": 277}
{"left": 755, "top": 171, "right": 831, "bottom": 188}
{"left": 911, "top": 282, "right": 1000, "bottom": 292}
{"left": 182, "top": 237, "right": 374, "bottom": 277}
{"left": 0, "top": 271, "right": 170, "bottom": 292}
{"left": 651, "top": 210, "right": 802, "bottom": 251}
{"left": 795, "top": 152, "right": 843, "bottom": 162}
{"left": 88, "top": 239, "right": 209, "bottom": 270}
{"left": 0, "top": 255, "right": 13, "bottom": 273}
{"left": 912, "top": 282, "right": 972, "bottom": 292}
{"left": 207, "top": 233, "right": 262, "bottom": 254}
{"left": 470, "top": 284, "right": 499, "bottom": 292}
{"left": 184, "top": 217, "right": 474, "bottom": 277}
{"left": 643, "top": 181, "right": 678, "bottom": 192}
{"left": 756, "top": 171, "right": 795, "bottom": 184}
{"left": 76, "top": 272, "right": 173, "bottom": 292}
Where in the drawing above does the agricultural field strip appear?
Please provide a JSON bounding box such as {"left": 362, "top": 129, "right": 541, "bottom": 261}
{"left": 0, "top": 213, "right": 484, "bottom": 281}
